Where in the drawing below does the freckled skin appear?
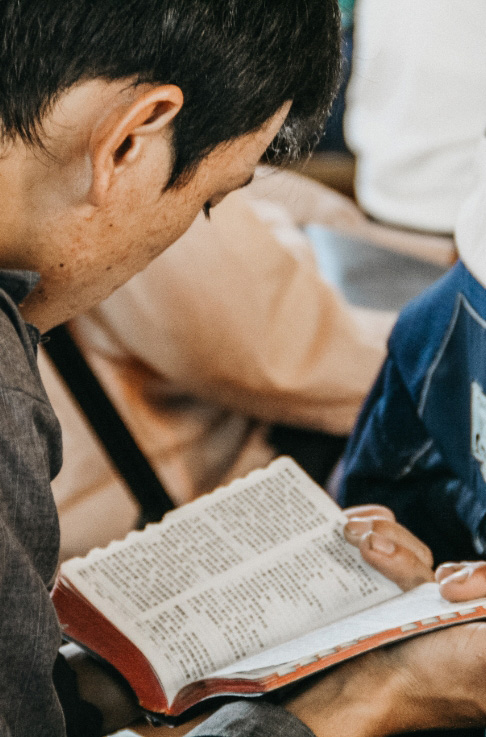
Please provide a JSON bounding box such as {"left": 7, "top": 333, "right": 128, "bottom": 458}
{"left": 0, "top": 80, "right": 289, "bottom": 332}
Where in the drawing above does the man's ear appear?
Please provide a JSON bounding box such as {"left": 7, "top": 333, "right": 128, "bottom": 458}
{"left": 89, "top": 85, "right": 183, "bottom": 206}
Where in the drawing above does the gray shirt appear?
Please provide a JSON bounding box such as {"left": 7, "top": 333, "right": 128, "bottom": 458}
{"left": 0, "top": 270, "right": 65, "bottom": 735}
{"left": 187, "top": 701, "right": 316, "bottom": 737}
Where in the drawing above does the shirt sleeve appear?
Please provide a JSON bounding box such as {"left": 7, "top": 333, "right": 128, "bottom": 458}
{"left": 338, "top": 355, "right": 478, "bottom": 565}
{"left": 186, "top": 701, "right": 316, "bottom": 737}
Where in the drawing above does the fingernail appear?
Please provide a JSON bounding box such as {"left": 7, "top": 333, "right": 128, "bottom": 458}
{"left": 442, "top": 567, "right": 472, "bottom": 585}
{"left": 345, "top": 518, "right": 372, "bottom": 538}
{"left": 369, "top": 533, "right": 395, "bottom": 555}
{"left": 435, "top": 563, "right": 463, "bottom": 583}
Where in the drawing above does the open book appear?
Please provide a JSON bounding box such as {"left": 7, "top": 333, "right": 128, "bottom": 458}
{"left": 52, "top": 457, "right": 486, "bottom": 719}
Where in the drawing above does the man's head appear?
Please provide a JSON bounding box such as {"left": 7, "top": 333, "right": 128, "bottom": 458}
{"left": 0, "top": 0, "right": 341, "bottom": 329}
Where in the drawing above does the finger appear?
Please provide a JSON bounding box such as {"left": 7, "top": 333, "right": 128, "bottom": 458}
{"left": 343, "top": 504, "right": 396, "bottom": 522}
{"left": 435, "top": 562, "right": 468, "bottom": 583}
{"left": 437, "top": 561, "right": 486, "bottom": 602}
{"left": 344, "top": 516, "right": 433, "bottom": 569}
{"left": 358, "top": 531, "right": 435, "bottom": 591}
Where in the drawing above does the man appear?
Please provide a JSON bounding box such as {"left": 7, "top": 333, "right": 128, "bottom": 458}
{"left": 0, "top": 1, "right": 341, "bottom": 733}
{"left": 1, "top": 2, "right": 485, "bottom": 737}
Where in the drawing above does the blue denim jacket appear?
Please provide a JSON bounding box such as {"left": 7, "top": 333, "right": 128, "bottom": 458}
{"left": 339, "top": 260, "right": 486, "bottom": 564}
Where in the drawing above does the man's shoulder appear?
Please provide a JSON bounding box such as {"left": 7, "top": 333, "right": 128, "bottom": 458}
{"left": 0, "top": 281, "right": 45, "bottom": 399}
{"left": 0, "top": 284, "right": 62, "bottom": 481}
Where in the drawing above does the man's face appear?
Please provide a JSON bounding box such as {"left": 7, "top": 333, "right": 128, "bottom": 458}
{"left": 20, "top": 103, "right": 289, "bottom": 331}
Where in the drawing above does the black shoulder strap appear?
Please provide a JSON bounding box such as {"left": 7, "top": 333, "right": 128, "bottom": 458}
{"left": 44, "top": 324, "right": 175, "bottom": 523}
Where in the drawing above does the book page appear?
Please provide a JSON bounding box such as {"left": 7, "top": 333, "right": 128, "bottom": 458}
{"left": 214, "top": 582, "right": 486, "bottom": 677}
{"left": 60, "top": 457, "right": 400, "bottom": 705}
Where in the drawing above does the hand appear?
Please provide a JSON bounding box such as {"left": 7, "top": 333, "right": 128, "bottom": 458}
{"left": 60, "top": 643, "right": 141, "bottom": 734}
{"left": 285, "top": 619, "right": 486, "bottom": 737}
{"left": 342, "top": 504, "right": 434, "bottom": 590}
{"left": 286, "top": 509, "right": 486, "bottom": 737}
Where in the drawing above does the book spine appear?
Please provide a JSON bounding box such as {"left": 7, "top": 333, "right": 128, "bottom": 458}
{"left": 52, "top": 580, "right": 169, "bottom": 714}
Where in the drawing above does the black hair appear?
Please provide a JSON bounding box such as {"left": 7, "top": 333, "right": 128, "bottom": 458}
{"left": 0, "top": 0, "right": 341, "bottom": 184}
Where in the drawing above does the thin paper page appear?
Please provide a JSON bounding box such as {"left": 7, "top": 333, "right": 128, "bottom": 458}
{"left": 213, "top": 583, "right": 486, "bottom": 676}
{"left": 60, "top": 458, "right": 400, "bottom": 704}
